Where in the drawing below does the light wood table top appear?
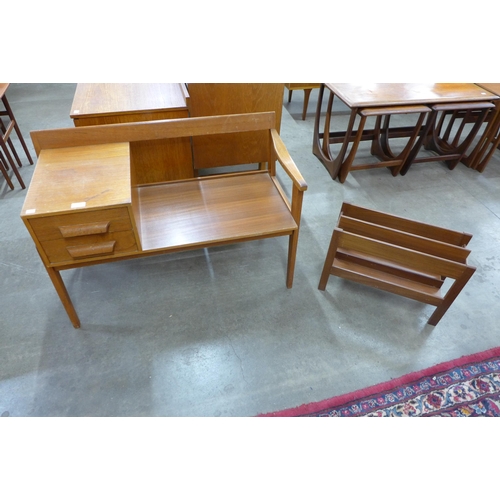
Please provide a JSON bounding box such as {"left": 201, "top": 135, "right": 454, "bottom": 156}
{"left": 22, "top": 143, "right": 131, "bottom": 216}
{"left": 70, "top": 83, "right": 189, "bottom": 119}
{"left": 326, "top": 83, "right": 498, "bottom": 108}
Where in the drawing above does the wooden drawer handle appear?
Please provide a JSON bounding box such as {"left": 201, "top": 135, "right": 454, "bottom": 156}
{"left": 59, "top": 221, "right": 110, "bottom": 238}
{"left": 66, "top": 241, "right": 116, "bottom": 259}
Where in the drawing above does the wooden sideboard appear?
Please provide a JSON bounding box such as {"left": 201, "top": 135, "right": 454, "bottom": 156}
{"left": 70, "top": 83, "right": 193, "bottom": 184}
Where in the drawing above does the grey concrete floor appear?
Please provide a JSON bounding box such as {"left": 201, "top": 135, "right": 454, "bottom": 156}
{"left": 1, "top": 83, "right": 500, "bottom": 417}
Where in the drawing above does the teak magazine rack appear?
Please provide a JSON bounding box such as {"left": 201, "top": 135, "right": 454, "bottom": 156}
{"left": 319, "top": 202, "right": 476, "bottom": 326}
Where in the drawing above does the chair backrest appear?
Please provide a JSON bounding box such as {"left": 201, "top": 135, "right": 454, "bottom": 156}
{"left": 30, "top": 112, "right": 278, "bottom": 186}
{"left": 187, "top": 84, "right": 284, "bottom": 170}
{"left": 31, "top": 112, "right": 276, "bottom": 153}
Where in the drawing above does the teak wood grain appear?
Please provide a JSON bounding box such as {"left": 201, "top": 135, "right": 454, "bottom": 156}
{"left": 319, "top": 203, "right": 475, "bottom": 326}
{"left": 22, "top": 112, "right": 307, "bottom": 328}
{"left": 313, "top": 83, "right": 499, "bottom": 182}
{"left": 463, "top": 83, "right": 500, "bottom": 172}
{"left": 187, "top": 84, "right": 284, "bottom": 170}
{"left": 327, "top": 83, "right": 498, "bottom": 108}
{"left": 70, "top": 83, "right": 190, "bottom": 121}
{"left": 135, "top": 172, "right": 297, "bottom": 252}
{"left": 70, "top": 83, "right": 192, "bottom": 184}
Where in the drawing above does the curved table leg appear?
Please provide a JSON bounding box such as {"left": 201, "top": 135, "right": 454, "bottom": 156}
{"left": 313, "top": 84, "right": 361, "bottom": 182}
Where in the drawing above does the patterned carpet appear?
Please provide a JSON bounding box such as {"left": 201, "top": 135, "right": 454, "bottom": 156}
{"left": 260, "top": 347, "right": 500, "bottom": 417}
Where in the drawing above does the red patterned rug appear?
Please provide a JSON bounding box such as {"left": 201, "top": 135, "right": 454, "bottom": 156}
{"left": 260, "top": 347, "right": 500, "bottom": 417}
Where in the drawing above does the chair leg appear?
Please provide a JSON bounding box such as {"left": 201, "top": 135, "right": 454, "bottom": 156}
{"left": 0, "top": 118, "right": 23, "bottom": 168}
{"left": 0, "top": 154, "right": 15, "bottom": 190}
{"left": 0, "top": 148, "right": 25, "bottom": 189}
{"left": 302, "top": 89, "right": 312, "bottom": 120}
{"left": 286, "top": 229, "right": 299, "bottom": 288}
{"left": 1, "top": 95, "right": 33, "bottom": 165}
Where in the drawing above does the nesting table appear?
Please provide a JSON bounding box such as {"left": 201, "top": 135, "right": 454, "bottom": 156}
{"left": 461, "top": 83, "right": 500, "bottom": 172}
{"left": 313, "top": 83, "right": 498, "bottom": 182}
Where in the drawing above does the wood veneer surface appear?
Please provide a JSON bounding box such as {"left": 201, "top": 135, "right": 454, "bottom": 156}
{"left": 136, "top": 172, "right": 297, "bottom": 251}
{"left": 70, "top": 83, "right": 189, "bottom": 118}
{"left": 21, "top": 143, "right": 131, "bottom": 216}
{"left": 327, "top": 83, "right": 498, "bottom": 108}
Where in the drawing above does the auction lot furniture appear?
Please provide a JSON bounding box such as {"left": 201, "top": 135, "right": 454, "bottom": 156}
{"left": 0, "top": 83, "right": 34, "bottom": 189}
{"left": 313, "top": 83, "right": 498, "bottom": 183}
{"left": 319, "top": 203, "right": 475, "bottom": 326}
{"left": 285, "top": 84, "right": 321, "bottom": 120}
{"left": 70, "top": 83, "right": 286, "bottom": 178}
{"left": 70, "top": 83, "right": 192, "bottom": 183}
{"left": 461, "top": 83, "right": 500, "bottom": 172}
{"left": 186, "top": 84, "right": 285, "bottom": 172}
{"left": 21, "top": 112, "right": 307, "bottom": 328}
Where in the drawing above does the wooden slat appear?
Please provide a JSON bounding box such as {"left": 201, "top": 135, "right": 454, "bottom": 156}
{"left": 336, "top": 230, "right": 466, "bottom": 279}
{"left": 338, "top": 216, "right": 470, "bottom": 262}
{"left": 335, "top": 249, "right": 445, "bottom": 288}
{"left": 360, "top": 105, "right": 430, "bottom": 116}
{"left": 331, "top": 257, "right": 444, "bottom": 306}
{"left": 340, "top": 202, "right": 472, "bottom": 246}
{"left": 31, "top": 112, "right": 277, "bottom": 156}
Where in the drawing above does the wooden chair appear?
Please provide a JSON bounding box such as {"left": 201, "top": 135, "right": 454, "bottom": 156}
{"left": 0, "top": 83, "right": 33, "bottom": 189}
{"left": 319, "top": 203, "right": 476, "bottom": 326}
{"left": 186, "top": 84, "right": 284, "bottom": 173}
{"left": 285, "top": 84, "right": 321, "bottom": 120}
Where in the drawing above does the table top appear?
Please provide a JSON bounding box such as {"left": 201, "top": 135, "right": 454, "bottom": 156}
{"left": 21, "top": 143, "right": 131, "bottom": 216}
{"left": 326, "top": 83, "right": 499, "bottom": 108}
{"left": 70, "top": 83, "right": 189, "bottom": 118}
{"left": 476, "top": 83, "right": 500, "bottom": 96}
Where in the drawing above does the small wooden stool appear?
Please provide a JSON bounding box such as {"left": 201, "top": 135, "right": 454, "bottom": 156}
{"left": 285, "top": 84, "right": 321, "bottom": 120}
{"left": 319, "top": 203, "right": 476, "bottom": 326}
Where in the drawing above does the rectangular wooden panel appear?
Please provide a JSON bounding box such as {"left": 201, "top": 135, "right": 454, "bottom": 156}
{"left": 135, "top": 172, "right": 297, "bottom": 252}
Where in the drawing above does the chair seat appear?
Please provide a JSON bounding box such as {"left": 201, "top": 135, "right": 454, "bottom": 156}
{"left": 135, "top": 171, "right": 298, "bottom": 252}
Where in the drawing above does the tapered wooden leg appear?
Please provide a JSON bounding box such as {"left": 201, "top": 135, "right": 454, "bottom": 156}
{"left": 286, "top": 230, "right": 299, "bottom": 288}
{"left": 45, "top": 266, "right": 81, "bottom": 328}
{"left": 427, "top": 266, "right": 476, "bottom": 326}
{"left": 0, "top": 155, "right": 14, "bottom": 189}
{"left": 302, "top": 89, "right": 312, "bottom": 120}
{"left": 318, "top": 230, "right": 341, "bottom": 290}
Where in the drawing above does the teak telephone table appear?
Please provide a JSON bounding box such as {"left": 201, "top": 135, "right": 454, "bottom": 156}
{"left": 21, "top": 112, "right": 307, "bottom": 328}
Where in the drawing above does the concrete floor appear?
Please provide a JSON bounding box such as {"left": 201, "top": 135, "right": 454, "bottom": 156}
{"left": 1, "top": 83, "right": 500, "bottom": 417}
